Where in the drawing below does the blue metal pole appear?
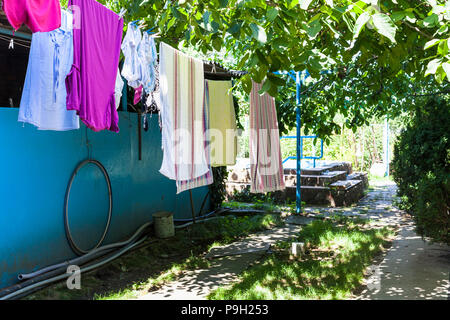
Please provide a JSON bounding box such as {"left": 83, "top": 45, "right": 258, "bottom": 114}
{"left": 385, "top": 116, "right": 390, "bottom": 177}
{"left": 296, "top": 71, "right": 302, "bottom": 214}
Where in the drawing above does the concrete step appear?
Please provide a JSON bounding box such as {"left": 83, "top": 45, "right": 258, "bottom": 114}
{"left": 284, "top": 171, "right": 347, "bottom": 187}
{"left": 347, "top": 172, "right": 369, "bottom": 189}
{"left": 329, "top": 180, "right": 365, "bottom": 206}
{"left": 283, "top": 162, "right": 353, "bottom": 176}
{"left": 226, "top": 179, "right": 365, "bottom": 207}
{"left": 227, "top": 162, "right": 353, "bottom": 184}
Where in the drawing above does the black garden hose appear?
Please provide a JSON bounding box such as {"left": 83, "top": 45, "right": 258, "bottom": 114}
{"left": 64, "top": 159, "right": 113, "bottom": 256}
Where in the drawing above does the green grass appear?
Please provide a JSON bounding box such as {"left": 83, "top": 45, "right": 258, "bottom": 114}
{"left": 368, "top": 174, "right": 393, "bottom": 184}
{"left": 223, "top": 200, "right": 282, "bottom": 214}
{"left": 208, "top": 218, "right": 394, "bottom": 300}
{"left": 92, "top": 214, "right": 284, "bottom": 300}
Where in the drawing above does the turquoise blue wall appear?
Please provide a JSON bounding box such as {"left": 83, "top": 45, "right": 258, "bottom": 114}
{"left": 0, "top": 109, "right": 209, "bottom": 289}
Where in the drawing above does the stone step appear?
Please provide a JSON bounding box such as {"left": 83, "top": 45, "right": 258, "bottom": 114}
{"left": 283, "top": 162, "right": 352, "bottom": 176}
{"left": 226, "top": 179, "right": 364, "bottom": 207}
{"left": 227, "top": 162, "right": 353, "bottom": 184}
{"left": 228, "top": 170, "right": 347, "bottom": 186}
{"left": 329, "top": 180, "right": 365, "bottom": 206}
{"left": 284, "top": 171, "right": 347, "bottom": 187}
{"left": 347, "top": 172, "right": 369, "bottom": 189}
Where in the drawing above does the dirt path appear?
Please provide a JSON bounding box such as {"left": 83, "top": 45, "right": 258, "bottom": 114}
{"left": 139, "top": 180, "right": 450, "bottom": 300}
{"left": 138, "top": 224, "right": 301, "bottom": 300}
{"left": 356, "top": 181, "right": 450, "bottom": 300}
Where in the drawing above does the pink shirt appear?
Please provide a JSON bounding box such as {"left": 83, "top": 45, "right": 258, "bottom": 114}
{"left": 3, "top": 0, "right": 61, "bottom": 33}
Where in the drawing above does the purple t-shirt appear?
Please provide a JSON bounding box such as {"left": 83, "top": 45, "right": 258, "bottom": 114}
{"left": 66, "top": 0, "right": 123, "bottom": 132}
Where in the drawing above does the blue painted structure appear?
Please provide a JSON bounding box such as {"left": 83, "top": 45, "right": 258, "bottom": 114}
{"left": 280, "top": 135, "right": 324, "bottom": 167}
{"left": 0, "top": 109, "right": 209, "bottom": 289}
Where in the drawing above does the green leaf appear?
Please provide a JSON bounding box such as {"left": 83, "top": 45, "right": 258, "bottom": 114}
{"left": 228, "top": 22, "right": 241, "bottom": 35}
{"left": 307, "top": 20, "right": 322, "bottom": 39}
{"left": 423, "top": 13, "right": 439, "bottom": 28}
{"left": 425, "top": 58, "right": 442, "bottom": 77}
{"left": 371, "top": 13, "right": 397, "bottom": 43}
{"left": 259, "top": 79, "right": 272, "bottom": 94}
{"left": 212, "top": 37, "right": 222, "bottom": 51}
{"left": 441, "top": 62, "right": 450, "bottom": 81}
{"left": 203, "top": 11, "right": 211, "bottom": 25}
{"left": 249, "top": 23, "right": 267, "bottom": 43}
{"left": 267, "top": 7, "right": 279, "bottom": 22}
{"left": 424, "top": 38, "right": 442, "bottom": 50}
{"left": 219, "top": 0, "right": 228, "bottom": 8}
{"left": 435, "top": 65, "right": 446, "bottom": 83}
{"left": 438, "top": 40, "right": 448, "bottom": 55}
{"left": 391, "top": 11, "right": 406, "bottom": 22}
{"left": 241, "top": 74, "right": 252, "bottom": 94}
{"left": 299, "top": 0, "right": 314, "bottom": 10}
{"left": 353, "top": 12, "right": 371, "bottom": 39}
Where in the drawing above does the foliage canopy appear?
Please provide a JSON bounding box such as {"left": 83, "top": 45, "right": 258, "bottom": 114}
{"left": 65, "top": 0, "right": 450, "bottom": 137}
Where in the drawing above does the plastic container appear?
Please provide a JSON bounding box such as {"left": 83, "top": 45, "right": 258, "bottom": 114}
{"left": 152, "top": 211, "right": 175, "bottom": 238}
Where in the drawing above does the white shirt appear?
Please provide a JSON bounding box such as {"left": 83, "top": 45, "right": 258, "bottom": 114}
{"left": 18, "top": 10, "right": 79, "bottom": 131}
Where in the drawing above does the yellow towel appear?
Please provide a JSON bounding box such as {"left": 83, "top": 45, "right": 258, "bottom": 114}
{"left": 206, "top": 80, "right": 238, "bottom": 167}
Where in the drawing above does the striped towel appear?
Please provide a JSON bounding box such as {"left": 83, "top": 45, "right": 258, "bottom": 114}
{"left": 176, "top": 80, "right": 213, "bottom": 194}
{"left": 249, "top": 81, "right": 285, "bottom": 193}
{"left": 159, "top": 42, "right": 209, "bottom": 185}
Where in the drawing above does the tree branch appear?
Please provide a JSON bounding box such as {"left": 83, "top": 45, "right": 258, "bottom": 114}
{"left": 402, "top": 21, "right": 433, "bottom": 40}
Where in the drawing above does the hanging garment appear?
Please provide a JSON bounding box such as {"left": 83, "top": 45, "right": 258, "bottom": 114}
{"left": 114, "top": 69, "right": 124, "bottom": 110}
{"left": 121, "top": 23, "right": 143, "bottom": 89}
{"left": 18, "top": 10, "right": 79, "bottom": 131}
{"left": 176, "top": 81, "right": 213, "bottom": 194}
{"left": 249, "top": 81, "right": 285, "bottom": 193}
{"left": 159, "top": 42, "right": 209, "bottom": 183}
{"left": 137, "top": 33, "right": 158, "bottom": 94}
{"left": 134, "top": 85, "right": 143, "bottom": 105}
{"left": 66, "top": 0, "right": 123, "bottom": 133}
{"left": 2, "top": 0, "right": 61, "bottom": 33}
{"left": 206, "top": 80, "right": 238, "bottom": 167}
{"left": 146, "top": 62, "right": 161, "bottom": 112}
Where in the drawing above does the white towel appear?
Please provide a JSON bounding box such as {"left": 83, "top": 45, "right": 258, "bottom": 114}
{"left": 159, "top": 42, "right": 209, "bottom": 184}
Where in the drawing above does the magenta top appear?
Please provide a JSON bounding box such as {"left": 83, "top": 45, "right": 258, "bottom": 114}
{"left": 65, "top": 0, "right": 123, "bottom": 132}
{"left": 3, "top": 0, "right": 61, "bottom": 33}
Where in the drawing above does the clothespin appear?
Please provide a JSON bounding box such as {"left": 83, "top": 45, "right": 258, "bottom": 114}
{"left": 139, "top": 21, "right": 147, "bottom": 29}
{"left": 8, "top": 31, "right": 14, "bottom": 50}
{"left": 118, "top": 8, "right": 127, "bottom": 19}
{"left": 212, "top": 64, "right": 217, "bottom": 73}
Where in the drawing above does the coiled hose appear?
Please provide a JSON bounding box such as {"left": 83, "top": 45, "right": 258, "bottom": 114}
{"left": 64, "top": 159, "right": 113, "bottom": 256}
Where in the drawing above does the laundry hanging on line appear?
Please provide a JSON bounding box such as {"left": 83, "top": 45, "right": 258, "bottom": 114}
{"left": 114, "top": 68, "right": 124, "bottom": 110}
{"left": 121, "top": 23, "right": 143, "bottom": 90}
{"left": 65, "top": 0, "right": 123, "bottom": 133}
{"left": 176, "top": 79, "right": 213, "bottom": 194}
{"left": 121, "top": 22, "right": 159, "bottom": 109}
{"left": 2, "top": 0, "right": 62, "bottom": 33}
{"left": 206, "top": 80, "right": 238, "bottom": 167}
{"left": 249, "top": 81, "right": 285, "bottom": 193}
{"left": 159, "top": 42, "right": 210, "bottom": 188}
{"left": 18, "top": 9, "right": 79, "bottom": 131}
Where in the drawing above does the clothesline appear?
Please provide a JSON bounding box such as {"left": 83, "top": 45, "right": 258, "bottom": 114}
{"left": 0, "top": 34, "right": 30, "bottom": 48}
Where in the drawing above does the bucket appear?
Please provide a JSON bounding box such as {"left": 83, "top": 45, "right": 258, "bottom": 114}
{"left": 152, "top": 211, "right": 175, "bottom": 239}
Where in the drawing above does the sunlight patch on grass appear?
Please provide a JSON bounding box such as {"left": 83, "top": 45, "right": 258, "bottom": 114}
{"left": 208, "top": 218, "right": 394, "bottom": 300}
{"left": 94, "top": 214, "right": 283, "bottom": 300}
